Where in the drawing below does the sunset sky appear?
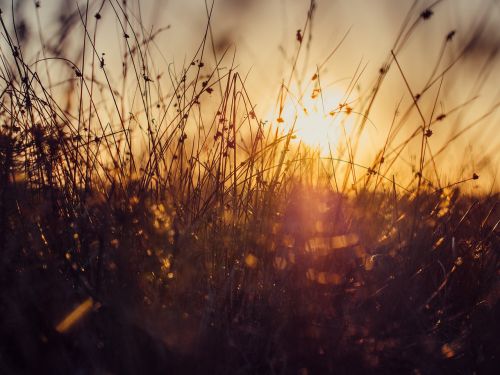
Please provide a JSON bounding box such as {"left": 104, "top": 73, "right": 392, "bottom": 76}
{"left": 4, "top": 0, "right": 499, "bottom": 190}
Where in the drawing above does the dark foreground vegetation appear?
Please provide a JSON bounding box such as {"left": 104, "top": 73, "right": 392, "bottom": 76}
{"left": 0, "top": 1, "right": 499, "bottom": 374}
{"left": 1, "top": 183, "right": 499, "bottom": 374}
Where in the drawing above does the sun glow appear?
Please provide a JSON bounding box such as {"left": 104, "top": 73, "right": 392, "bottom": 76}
{"left": 274, "top": 85, "right": 357, "bottom": 155}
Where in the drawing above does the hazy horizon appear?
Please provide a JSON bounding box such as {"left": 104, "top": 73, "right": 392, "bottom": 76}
{"left": 2, "top": 0, "right": 499, "bottom": 191}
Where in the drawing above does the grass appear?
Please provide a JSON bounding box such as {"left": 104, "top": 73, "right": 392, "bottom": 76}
{"left": 0, "top": 0, "right": 498, "bottom": 374}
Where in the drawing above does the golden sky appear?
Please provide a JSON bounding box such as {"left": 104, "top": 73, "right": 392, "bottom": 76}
{"left": 4, "top": 0, "right": 500, "bottom": 191}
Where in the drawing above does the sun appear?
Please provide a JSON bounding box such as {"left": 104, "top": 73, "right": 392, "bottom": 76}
{"left": 273, "top": 86, "right": 356, "bottom": 155}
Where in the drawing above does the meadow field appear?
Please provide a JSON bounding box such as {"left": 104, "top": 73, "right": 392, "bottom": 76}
{"left": 0, "top": 0, "right": 498, "bottom": 374}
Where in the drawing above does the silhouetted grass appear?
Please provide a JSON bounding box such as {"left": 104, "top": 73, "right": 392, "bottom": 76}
{"left": 0, "top": 1, "right": 498, "bottom": 374}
